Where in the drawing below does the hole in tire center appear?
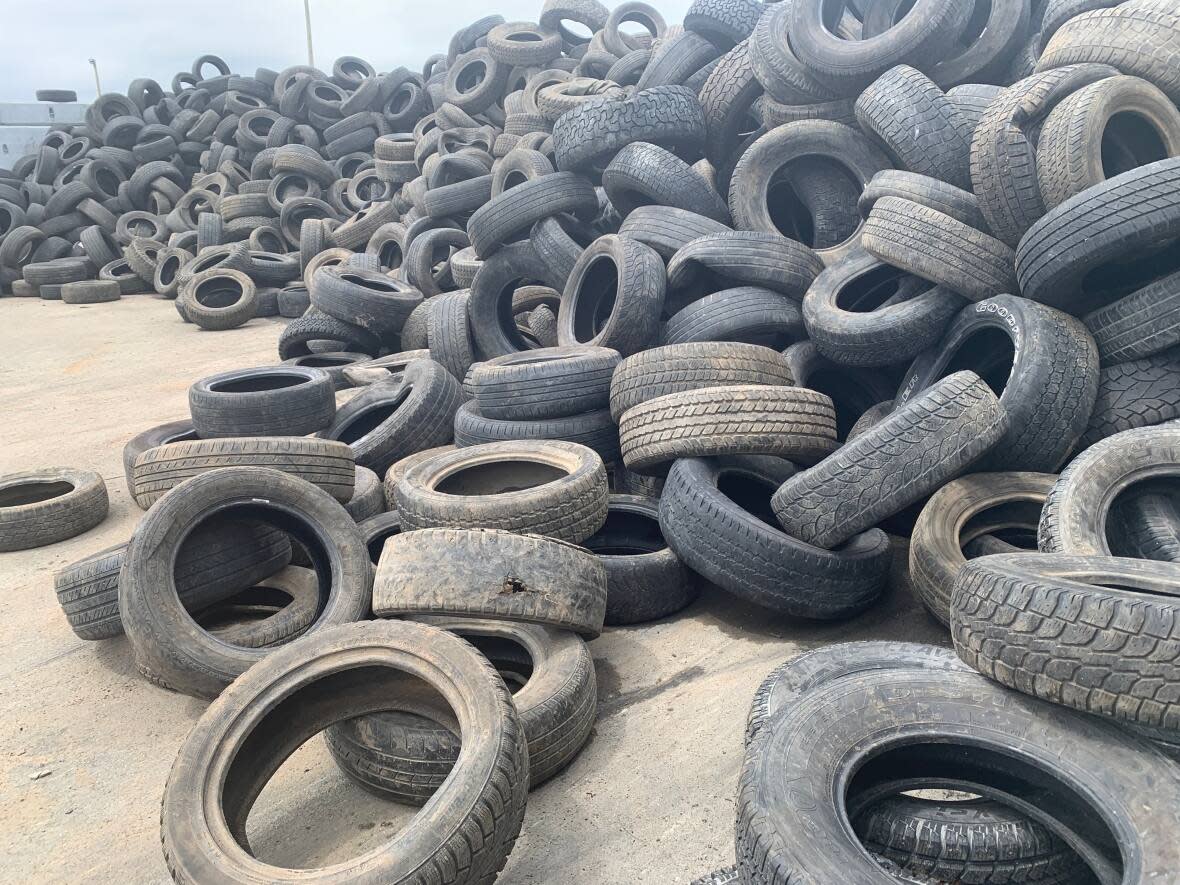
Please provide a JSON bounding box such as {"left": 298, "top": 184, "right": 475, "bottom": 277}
{"left": 834, "top": 264, "right": 917, "bottom": 312}
{"left": 847, "top": 742, "right": 1121, "bottom": 881}
{"left": 456, "top": 62, "right": 487, "bottom": 94}
{"left": 805, "top": 368, "right": 883, "bottom": 441}
{"left": 194, "top": 585, "right": 296, "bottom": 633}
{"left": 209, "top": 373, "right": 308, "bottom": 393}
{"left": 583, "top": 507, "right": 666, "bottom": 555}
{"left": 572, "top": 254, "right": 619, "bottom": 343}
{"left": 457, "top": 633, "right": 534, "bottom": 688}
{"left": 766, "top": 174, "right": 815, "bottom": 247}
{"left": 340, "top": 272, "right": 397, "bottom": 293}
{"left": 378, "top": 241, "right": 402, "bottom": 269}
{"left": 237, "top": 665, "right": 455, "bottom": 868}
{"left": 954, "top": 0, "right": 991, "bottom": 47}
{"left": 158, "top": 255, "right": 181, "bottom": 285}
{"left": 194, "top": 278, "right": 245, "bottom": 308}
{"left": 435, "top": 459, "right": 568, "bottom": 495}
{"left": 937, "top": 327, "right": 1016, "bottom": 399}
{"left": 502, "top": 170, "right": 528, "bottom": 191}
{"left": 174, "top": 506, "right": 332, "bottom": 648}
{"left": 508, "top": 31, "right": 543, "bottom": 42}
{"left": 1106, "top": 477, "right": 1180, "bottom": 559}
{"left": 717, "top": 470, "right": 781, "bottom": 529}
{"left": 0, "top": 480, "right": 74, "bottom": 507}
{"left": 334, "top": 390, "right": 410, "bottom": 444}
{"left": 1101, "top": 112, "right": 1169, "bottom": 179}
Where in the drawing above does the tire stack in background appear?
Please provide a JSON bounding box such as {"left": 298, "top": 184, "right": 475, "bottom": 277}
{"left": 0, "top": 0, "right": 1176, "bottom": 882}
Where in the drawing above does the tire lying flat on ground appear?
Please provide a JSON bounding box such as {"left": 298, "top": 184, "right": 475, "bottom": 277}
{"left": 0, "top": 468, "right": 108, "bottom": 552}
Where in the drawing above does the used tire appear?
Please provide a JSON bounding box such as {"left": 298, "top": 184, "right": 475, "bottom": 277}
{"left": 552, "top": 85, "right": 706, "bottom": 172}
{"left": 392, "top": 440, "right": 608, "bottom": 543}
{"left": 802, "top": 247, "right": 966, "bottom": 368}
{"left": 1079, "top": 348, "right": 1180, "bottom": 448}
{"left": 188, "top": 366, "right": 336, "bottom": 438}
{"left": 1039, "top": 424, "right": 1180, "bottom": 556}
{"left": 1035, "top": 74, "right": 1180, "bottom": 210}
{"left": 160, "top": 621, "right": 527, "bottom": 884}
{"left": 609, "top": 341, "right": 794, "bottom": 421}
{"left": 583, "top": 494, "right": 696, "bottom": 625}
{"left": 454, "top": 401, "right": 621, "bottom": 464}
{"left": 659, "top": 455, "right": 891, "bottom": 618}
{"left": 909, "top": 471, "right": 1055, "bottom": 625}
{"left": 952, "top": 552, "right": 1180, "bottom": 734}
{"left": 372, "top": 528, "right": 608, "bottom": 637}
{"left": 1083, "top": 269, "right": 1180, "bottom": 365}
{"left": 771, "top": 372, "right": 1009, "bottom": 549}
{"left": 745, "top": 641, "right": 968, "bottom": 745}
{"left": 1016, "top": 158, "right": 1180, "bottom": 313}
{"left": 54, "top": 518, "right": 293, "bottom": 641}
{"left": 619, "top": 384, "right": 838, "bottom": 473}
{"left": 892, "top": 294, "right": 1100, "bottom": 472}
{"left": 728, "top": 120, "right": 891, "bottom": 265}
{"left": 0, "top": 468, "right": 108, "bottom": 552}
{"left": 465, "top": 345, "right": 620, "bottom": 420}
{"left": 662, "top": 286, "right": 805, "bottom": 349}
{"left": 853, "top": 65, "right": 972, "bottom": 190}
{"left": 120, "top": 467, "right": 372, "bottom": 698}
{"left": 737, "top": 667, "right": 1180, "bottom": 884}
{"left": 129, "top": 437, "right": 355, "bottom": 508}
{"left": 325, "top": 617, "right": 594, "bottom": 796}
{"left": 861, "top": 197, "right": 1017, "bottom": 302}
{"left": 319, "top": 359, "right": 463, "bottom": 474}
{"left": 310, "top": 266, "right": 422, "bottom": 336}
{"left": 557, "top": 234, "right": 665, "bottom": 357}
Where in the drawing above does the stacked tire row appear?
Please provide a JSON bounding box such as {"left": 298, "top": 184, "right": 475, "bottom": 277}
{"left": 5, "top": 0, "right": 1177, "bottom": 881}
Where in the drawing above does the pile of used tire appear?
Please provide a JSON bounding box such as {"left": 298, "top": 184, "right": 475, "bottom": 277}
{"left": 1, "top": 0, "right": 1178, "bottom": 881}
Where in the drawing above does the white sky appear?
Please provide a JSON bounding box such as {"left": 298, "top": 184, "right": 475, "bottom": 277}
{"left": 0, "top": 0, "right": 694, "bottom": 102}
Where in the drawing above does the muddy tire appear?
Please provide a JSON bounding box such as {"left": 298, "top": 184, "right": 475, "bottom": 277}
{"left": 372, "top": 528, "right": 608, "bottom": 637}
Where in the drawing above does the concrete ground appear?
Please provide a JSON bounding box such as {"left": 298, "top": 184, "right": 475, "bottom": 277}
{"left": 0, "top": 293, "right": 947, "bottom": 884}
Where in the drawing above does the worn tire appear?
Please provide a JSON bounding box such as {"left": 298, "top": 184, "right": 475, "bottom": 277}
{"left": 1035, "top": 74, "right": 1180, "bottom": 210}
{"left": 909, "top": 472, "right": 1055, "bottom": 625}
{"left": 393, "top": 440, "right": 608, "bottom": 543}
{"left": 1083, "top": 270, "right": 1180, "bottom": 365}
{"left": 1039, "top": 424, "right": 1180, "bottom": 557}
{"left": 53, "top": 521, "right": 291, "bottom": 640}
{"left": 325, "top": 617, "right": 594, "bottom": 797}
{"left": 853, "top": 65, "right": 972, "bottom": 190}
{"left": 893, "top": 294, "right": 1100, "bottom": 472}
{"left": 659, "top": 456, "right": 890, "bottom": 618}
{"left": 557, "top": 234, "right": 665, "bottom": 357}
{"left": 372, "top": 528, "right": 608, "bottom": 637}
{"left": 0, "top": 468, "right": 108, "bottom": 552}
{"left": 772, "top": 372, "right": 1009, "bottom": 549}
{"left": 861, "top": 197, "right": 1017, "bottom": 302}
{"left": 130, "top": 437, "right": 355, "bottom": 508}
{"left": 609, "top": 341, "right": 794, "bottom": 422}
{"left": 320, "top": 360, "right": 463, "bottom": 475}
{"left": 802, "top": 247, "right": 966, "bottom": 368}
{"left": 583, "top": 494, "right": 696, "bottom": 625}
{"left": 119, "top": 467, "right": 372, "bottom": 698}
{"left": 466, "top": 346, "right": 620, "bottom": 421}
{"left": 160, "top": 621, "right": 528, "bottom": 884}
{"left": 189, "top": 366, "right": 336, "bottom": 438}
{"left": 619, "top": 384, "right": 837, "bottom": 473}
{"left": 552, "top": 85, "right": 706, "bottom": 172}
{"left": 1079, "top": 348, "right": 1180, "bottom": 448}
{"left": 952, "top": 552, "right": 1180, "bottom": 734}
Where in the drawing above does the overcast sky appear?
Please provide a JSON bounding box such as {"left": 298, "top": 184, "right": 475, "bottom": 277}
{"left": 0, "top": 0, "right": 695, "bottom": 102}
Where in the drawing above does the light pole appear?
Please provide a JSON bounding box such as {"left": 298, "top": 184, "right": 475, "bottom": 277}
{"left": 303, "top": 0, "right": 315, "bottom": 67}
{"left": 89, "top": 58, "right": 102, "bottom": 96}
